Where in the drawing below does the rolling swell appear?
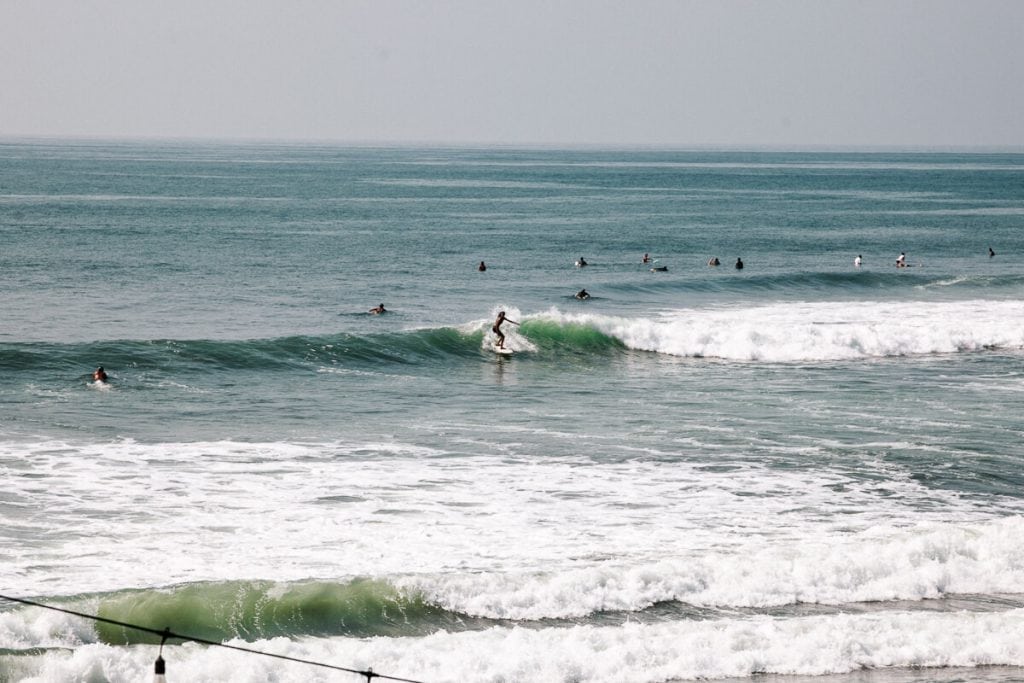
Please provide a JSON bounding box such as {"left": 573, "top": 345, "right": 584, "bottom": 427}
{"left": 1, "top": 328, "right": 488, "bottom": 375}
{"left": 604, "top": 271, "right": 1024, "bottom": 296}
{"left": 80, "top": 579, "right": 483, "bottom": 643}
{"left": 2, "top": 322, "right": 627, "bottom": 377}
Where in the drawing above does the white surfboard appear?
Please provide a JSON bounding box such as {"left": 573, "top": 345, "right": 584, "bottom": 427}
{"left": 492, "top": 346, "right": 514, "bottom": 355}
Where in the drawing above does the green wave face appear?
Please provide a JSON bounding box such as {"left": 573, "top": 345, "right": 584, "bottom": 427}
{"left": 519, "top": 319, "right": 623, "bottom": 354}
{"left": 90, "top": 579, "right": 465, "bottom": 643}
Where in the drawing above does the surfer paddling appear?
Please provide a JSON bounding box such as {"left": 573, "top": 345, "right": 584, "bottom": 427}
{"left": 369, "top": 303, "right": 386, "bottom": 314}
{"left": 492, "top": 311, "right": 519, "bottom": 350}
{"left": 92, "top": 366, "right": 108, "bottom": 383}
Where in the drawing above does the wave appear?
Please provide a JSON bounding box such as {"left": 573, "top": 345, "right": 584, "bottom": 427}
{"left": 605, "top": 271, "right": 1024, "bottom": 296}
{"left": 3, "top": 517, "right": 1022, "bottom": 649}
{"left": 0, "top": 580, "right": 480, "bottom": 646}
{"left": 3, "top": 299, "right": 1022, "bottom": 375}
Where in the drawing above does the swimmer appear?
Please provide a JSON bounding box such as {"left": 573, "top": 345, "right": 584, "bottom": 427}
{"left": 575, "top": 288, "right": 590, "bottom": 300}
{"left": 896, "top": 252, "right": 906, "bottom": 268}
{"left": 492, "top": 310, "right": 519, "bottom": 349}
{"left": 854, "top": 254, "right": 862, "bottom": 267}
{"left": 642, "top": 253, "right": 650, "bottom": 264}
{"left": 989, "top": 247, "right": 996, "bottom": 258}
{"left": 369, "top": 303, "right": 386, "bottom": 314}
{"left": 708, "top": 257, "right": 720, "bottom": 266}
{"left": 93, "top": 366, "right": 108, "bottom": 383}
{"left": 478, "top": 261, "right": 487, "bottom": 271}
{"left": 735, "top": 257, "right": 744, "bottom": 270}
{"left": 575, "top": 257, "right": 588, "bottom": 267}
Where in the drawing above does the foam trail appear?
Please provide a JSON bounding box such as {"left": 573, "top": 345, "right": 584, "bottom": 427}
{"left": 537, "top": 300, "right": 1024, "bottom": 361}
{"left": 7, "top": 610, "right": 1024, "bottom": 682}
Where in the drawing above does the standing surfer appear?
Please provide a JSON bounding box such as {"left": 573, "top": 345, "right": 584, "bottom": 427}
{"left": 492, "top": 311, "right": 519, "bottom": 350}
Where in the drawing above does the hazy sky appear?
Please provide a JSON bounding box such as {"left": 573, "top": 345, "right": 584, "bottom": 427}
{"left": 2, "top": 0, "right": 1022, "bottom": 147}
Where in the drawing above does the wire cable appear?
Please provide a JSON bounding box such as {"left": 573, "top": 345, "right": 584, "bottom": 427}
{"left": 0, "top": 593, "right": 428, "bottom": 683}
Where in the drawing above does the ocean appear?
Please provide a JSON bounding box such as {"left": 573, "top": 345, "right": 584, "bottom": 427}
{"left": 2, "top": 140, "right": 1023, "bottom": 683}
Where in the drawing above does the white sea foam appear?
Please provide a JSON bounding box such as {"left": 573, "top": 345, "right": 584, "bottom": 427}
{"left": 7, "top": 610, "right": 1024, "bottom": 683}
{"left": 2, "top": 439, "right": 1022, "bottom": 609}
{"left": 533, "top": 300, "right": 1024, "bottom": 361}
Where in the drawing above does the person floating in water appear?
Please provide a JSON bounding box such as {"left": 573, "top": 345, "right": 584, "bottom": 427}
{"left": 478, "top": 261, "right": 487, "bottom": 271}
{"left": 642, "top": 253, "right": 650, "bottom": 264}
{"left": 575, "top": 288, "right": 590, "bottom": 300}
{"left": 576, "top": 257, "right": 588, "bottom": 267}
{"left": 735, "top": 257, "right": 744, "bottom": 270}
{"left": 492, "top": 310, "right": 519, "bottom": 349}
{"left": 369, "top": 303, "right": 386, "bottom": 314}
{"left": 854, "top": 254, "right": 862, "bottom": 267}
{"left": 708, "top": 257, "right": 720, "bottom": 266}
{"left": 93, "top": 366, "right": 108, "bottom": 383}
{"left": 896, "top": 252, "right": 907, "bottom": 268}
{"left": 989, "top": 246, "right": 996, "bottom": 258}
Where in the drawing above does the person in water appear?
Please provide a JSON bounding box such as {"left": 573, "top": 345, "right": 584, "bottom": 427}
{"left": 708, "top": 257, "right": 720, "bottom": 266}
{"left": 492, "top": 310, "right": 519, "bottom": 349}
{"left": 93, "top": 366, "right": 108, "bottom": 383}
{"left": 369, "top": 303, "right": 386, "bottom": 314}
{"left": 478, "top": 261, "right": 487, "bottom": 271}
{"left": 575, "top": 288, "right": 590, "bottom": 300}
{"left": 642, "top": 253, "right": 650, "bottom": 264}
{"left": 896, "top": 252, "right": 907, "bottom": 268}
{"left": 576, "top": 257, "right": 588, "bottom": 267}
{"left": 854, "top": 254, "right": 862, "bottom": 267}
{"left": 989, "top": 246, "right": 996, "bottom": 258}
{"left": 735, "top": 257, "right": 744, "bottom": 270}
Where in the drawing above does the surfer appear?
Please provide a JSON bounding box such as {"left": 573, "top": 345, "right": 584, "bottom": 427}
{"left": 369, "top": 303, "right": 386, "bottom": 314}
{"left": 989, "top": 246, "right": 996, "bottom": 258}
{"left": 575, "top": 288, "right": 590, "bottom": 300}
{"left": 478, "top": 261, "right": 487, "bottom": 271}
{"left": 896, "top": 252, "right": 906, "bottom": 268}
{"left": 642, "top": 253, "right": 650, "bottom": 264}
{"left": 708, "top": 257, "right": 720, "bottom": 266}
{"left": 576, "top": 257, "right": 588, "bottom": 267}
{"left": 92, "top": 366, "right": 108, "bottom": 383}
{"left": 492, "top": 310, "right": 519, "bottom": 349}
{"left": 735, "top": 257, "right": 744, "bottom": 270}
{"left": 854, "top": 254, "right": 862, "bottom": 267}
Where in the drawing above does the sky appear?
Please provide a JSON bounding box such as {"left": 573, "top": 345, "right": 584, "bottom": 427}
{"left": 1, "top": 0, "right": 1022, "bottom": 148}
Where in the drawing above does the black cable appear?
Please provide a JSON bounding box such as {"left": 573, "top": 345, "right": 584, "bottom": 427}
{"left": 0, "top": 594, "right": 427, "bottom": 683}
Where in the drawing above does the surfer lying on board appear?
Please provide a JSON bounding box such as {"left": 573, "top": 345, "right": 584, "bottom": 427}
{"left": 93, "top": 366, "right": 108, "bottom": 383}
{"left": 575, "top": 288, "right": 590, "bottom": 300}
{"left": 369, "top": 303, "right": 386, "bottom": 314}
{"left": 492, "top": 311, "right": 519, "bottom": 349}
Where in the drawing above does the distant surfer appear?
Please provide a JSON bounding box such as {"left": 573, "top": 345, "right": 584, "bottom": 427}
{"left": 575, "top": 257, "right": 588, "bottom": 267}
{"left": 369, "top": 303, "right": 386, "bottom": 315}
{"left": 492, "top": 310, "right": 519, "bottom": 349}
{"left": 642, "top": 253, "right": 650, "bottom": 264}
{"left": 92, "top": 366, "right": 108, "bottom": 383}
{"left": 989, "top": 246, "right": 996, "bottom": 258}
{"left": 478, "top": 261, "right": 487, "bottom": 271}
{"left": 735, "top": 257, "right": 744, "bottom": 270}
{"left": 575, "top": 288, "right": 590, "bottom": 300}
{"left": 854, "top": 254, "right": 862, "bottom": 267}
{"left": 708, "top": 257, "right": 720, "bottom": 266}
{"left": 896, "top": 252, "right": 907, "bottom": 268}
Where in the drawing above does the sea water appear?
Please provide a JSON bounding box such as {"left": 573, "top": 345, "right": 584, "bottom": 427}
{"left": 2, "top": 141, "right": 1024, "bottom": 683}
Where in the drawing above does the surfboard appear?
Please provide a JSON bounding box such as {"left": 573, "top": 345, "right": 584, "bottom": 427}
{"left": 492, "top": 346, "right": 514, "bottom": 355}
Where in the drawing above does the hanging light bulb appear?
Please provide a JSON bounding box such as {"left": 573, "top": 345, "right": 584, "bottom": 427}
{"left": 154, "top": 628, "right": 170, "bottom": 682}
{"left": 153, "top": 654, "right": 167, "bottom": 683}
